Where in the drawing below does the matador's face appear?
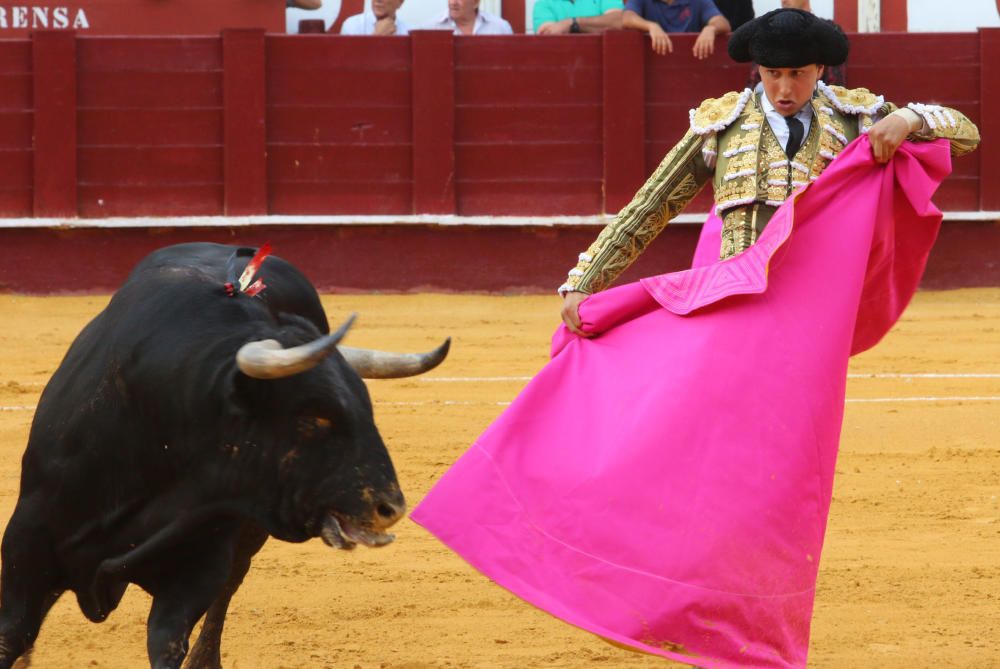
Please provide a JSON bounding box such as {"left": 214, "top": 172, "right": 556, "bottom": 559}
{"left": 759, "top": 64, "right": 825, "bottom": 117}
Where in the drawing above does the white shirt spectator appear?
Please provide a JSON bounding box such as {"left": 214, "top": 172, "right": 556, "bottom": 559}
{"left": 425, "top": 10, "right": 513, "bottom": 35}
{"left": 341, "top": 10, "right": 410, "bottom": 35}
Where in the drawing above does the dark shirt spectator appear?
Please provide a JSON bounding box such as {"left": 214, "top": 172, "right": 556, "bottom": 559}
{"left": 623, "top": 0, "right": 731, "bottom": 58}
{"left": 713, "top": 0, "right": 753, "bottom": 29}
{"left": 624, "top": 0, "right": 722, "bottom": 32}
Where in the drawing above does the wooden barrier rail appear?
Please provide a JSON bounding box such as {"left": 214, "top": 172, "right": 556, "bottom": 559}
{"left": 0, "top": 28, "right": 997, "bottom": 219}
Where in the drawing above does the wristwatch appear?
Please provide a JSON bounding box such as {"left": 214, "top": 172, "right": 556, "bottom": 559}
{"left": 570, "top": 17, "right": 581, "bottom": 33}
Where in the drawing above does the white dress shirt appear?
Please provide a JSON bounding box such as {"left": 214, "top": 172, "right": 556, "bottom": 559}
{"left": 340, "top": 10, "right": 409, "bottom": 35}
{"left": 759, "top": 89, "right": 814, "bottom": 154}
{"left": 425, "top": 10, "right": 513, "bottom": 35}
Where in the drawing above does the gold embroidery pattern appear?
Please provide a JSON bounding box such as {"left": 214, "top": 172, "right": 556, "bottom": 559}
{"left": 859, "top": 113, "right": 876, "bottom": 134}
{"left": 810, "top": 102, "right": 848, "bottom": 184}
{"left": 880, "top": 99, "right": 979, "bottom": 157}
{"left": 918, "top": 106, "right": 981, "bottom": 157}
{"left": 714, "top": 107, "right": 764, "bottom": 211}
{"left": 720, "top": 207, "right": 753, "bottom": 258}
{"left": 819, "top": 83, "right": 884, "bottom": 115}
{"left": 690, "top": 90, "right": 751, "bottom": 134}
{"left": 761, "top": 128, "right": 790, "bottom": 205}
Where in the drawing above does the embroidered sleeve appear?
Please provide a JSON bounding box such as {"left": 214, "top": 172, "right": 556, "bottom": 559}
{"left": 902, "top": 102, "right": 980, "bottom": 157}
{"left": 559, "top": 130, "right": 711, "bottom": 295}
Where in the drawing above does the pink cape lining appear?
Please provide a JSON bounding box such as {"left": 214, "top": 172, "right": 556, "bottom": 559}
{"left": 411, "top": 138, "right": 951, "bottom": 668}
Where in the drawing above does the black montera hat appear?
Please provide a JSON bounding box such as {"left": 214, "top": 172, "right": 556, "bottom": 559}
{"left": 728, "top": 8, "right": 849, "bottom": 68}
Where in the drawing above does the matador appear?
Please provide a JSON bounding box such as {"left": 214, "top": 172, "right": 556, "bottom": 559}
{"left": 559, "top": 8, "right": 980, "bottom": 318}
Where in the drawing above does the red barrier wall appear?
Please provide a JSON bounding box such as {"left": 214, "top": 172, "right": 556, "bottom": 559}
{"left": 2, "top": 221, "right": 997, "bottom": 294}
{"left": 0, "top": 38, "right": 31, "bottom": 217}
{"left": 1, "top": 29, "right": 995, "bottom": 220}
{"left": 76, "top": 36, "right": 225, "bottom": 216}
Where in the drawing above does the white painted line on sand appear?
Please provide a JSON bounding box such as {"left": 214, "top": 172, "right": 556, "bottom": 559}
{"left": 848, "top": 373, "right": 1000, "bottom": 379}
{"left": 846, "top": 396, "right": 1000, "bottom": 404}
{"left": 373, "top": 397, "right": 1000, "bottom": 407}
{"left": 377, "top": 400, "right": 512, "bottom": 407}
{"left": 419, "top": 376, "right": 533, "bottom": 382}
{"left": 419, "top": 373, "right": 1000, "bottom": 382}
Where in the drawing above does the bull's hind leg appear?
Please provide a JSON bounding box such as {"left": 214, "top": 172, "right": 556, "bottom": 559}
{"left": 183, "top": 524, "right": 267, "bottom": 669}
{"left": 0, "top": 511, "right": 60, "bottom": 669}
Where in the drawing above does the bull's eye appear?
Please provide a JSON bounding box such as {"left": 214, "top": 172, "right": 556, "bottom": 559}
{"left": 297, "top": 416, "right": 333, "bottom": 438}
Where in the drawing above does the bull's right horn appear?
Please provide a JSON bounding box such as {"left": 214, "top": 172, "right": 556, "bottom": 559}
{"left": 237, "top": 314, "right": 356, "bottom": 380}
{"left": 338, "top": 338, "right": 451, "bottom": 379}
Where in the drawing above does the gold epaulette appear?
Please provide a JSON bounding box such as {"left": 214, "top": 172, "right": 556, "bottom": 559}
{"left": 689, "top": 89, "right": 753, "bottom": 136}
{"left": 817, "top": 81, "right": 885, "bottom": 116}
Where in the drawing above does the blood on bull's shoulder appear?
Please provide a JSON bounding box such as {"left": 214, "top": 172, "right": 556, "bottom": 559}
{"left": 0, "top": 242, "right": 450, "bottom": 669}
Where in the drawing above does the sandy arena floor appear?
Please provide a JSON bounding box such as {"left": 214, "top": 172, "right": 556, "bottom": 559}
{"left": 1, "top": 290, "right": 997, "bottom": 668}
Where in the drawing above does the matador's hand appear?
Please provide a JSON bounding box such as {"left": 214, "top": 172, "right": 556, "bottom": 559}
{"left": 867, "top": 114, "right": 914, "bottom": 164}
{"left": 560, "top": 291, "right": 591, "bottom": 338}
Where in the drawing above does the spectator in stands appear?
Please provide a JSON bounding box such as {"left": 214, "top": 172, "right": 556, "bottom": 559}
{"left": 713, "top": 0, "right": 753, "bottom": 29}
{"left": 288, "top": 0, "right": 322, "bottom": 8}
{"left": 532, "top": 0, "right": 624, "bottom": 35}
{"left": 425, "top": 0, "right": 513, "bottom": 34}
{"left": 623, "top": 0, "right": 732, "bottom": 58}
{"left": 341, "top": 0, "right": 409, "bottom": 35}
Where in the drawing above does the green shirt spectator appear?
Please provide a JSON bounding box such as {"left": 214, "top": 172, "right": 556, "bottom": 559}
{"left": 533, "top": 0, "right": 624, "bottom": 34}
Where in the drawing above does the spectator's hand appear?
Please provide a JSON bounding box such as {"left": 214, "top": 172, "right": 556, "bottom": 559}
{"left": 560, "top": 291, "right": 591, "bottom": 337}
{"left": 867, "top": 114, "right": 911, "bottom": 163}
{"left": 693, "top": 25, "right": 717, "bottom": 60}
{"left": 537, "top": 19, "right": 572, "bottom": 34}
{"left": 648, "top": 23, "right": 673, "bottom": 56}
{"left": 374, "top": 16, "right": 397, "bottom": 35}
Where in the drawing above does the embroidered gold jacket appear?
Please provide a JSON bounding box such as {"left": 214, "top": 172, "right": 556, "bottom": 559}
{"left": 559, "top": 82, "right": 980, "bottom": 295}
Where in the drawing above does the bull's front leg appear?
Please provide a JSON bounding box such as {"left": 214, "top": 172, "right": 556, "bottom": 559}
{"left": 183, "top": 523, "right": 267, "bottom": 669}
{"left": 0, "top": 507, "right": 61, "bottom": 669}
{"left": 143, "top": 538, "right": 239, "bottom": 669}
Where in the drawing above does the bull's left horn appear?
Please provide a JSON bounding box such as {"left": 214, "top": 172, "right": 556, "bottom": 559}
{"left": 338, "top": 338, "right": 451, "bottom": 379}
{"left": 237, "top": 314, "right": 356, "bottom": 380}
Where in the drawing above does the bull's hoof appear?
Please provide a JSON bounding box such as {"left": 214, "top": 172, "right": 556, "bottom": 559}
{"left": 180, "top": 645, "right": 221, "bottom": 669}
{"left": 11, "top": 647, "right": 33, "bottom": 669}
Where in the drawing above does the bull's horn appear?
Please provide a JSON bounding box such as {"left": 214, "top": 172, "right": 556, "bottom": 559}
{"left": 236, "top": 314, "right": 356, "bottom": 380}
{"left": 338, "top": 337, "right": 451, "bottom": 379}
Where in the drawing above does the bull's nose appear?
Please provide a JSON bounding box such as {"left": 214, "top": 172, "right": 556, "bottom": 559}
{"left": 373, "top": 492, "right": 406, "bottom": 529}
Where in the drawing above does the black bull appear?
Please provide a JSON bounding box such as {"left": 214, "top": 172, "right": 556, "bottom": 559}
{"left": 0, "top": 243, "right": 450, "bottom": 669}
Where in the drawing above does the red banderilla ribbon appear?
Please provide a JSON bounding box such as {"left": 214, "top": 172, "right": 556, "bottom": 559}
{"left": 237, "top": 243, "right": 272, "bottom": 296}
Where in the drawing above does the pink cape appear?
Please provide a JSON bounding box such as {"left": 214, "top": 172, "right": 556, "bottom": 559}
{"left": 411, "top": 138, "right": 951, "bottom": 669}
